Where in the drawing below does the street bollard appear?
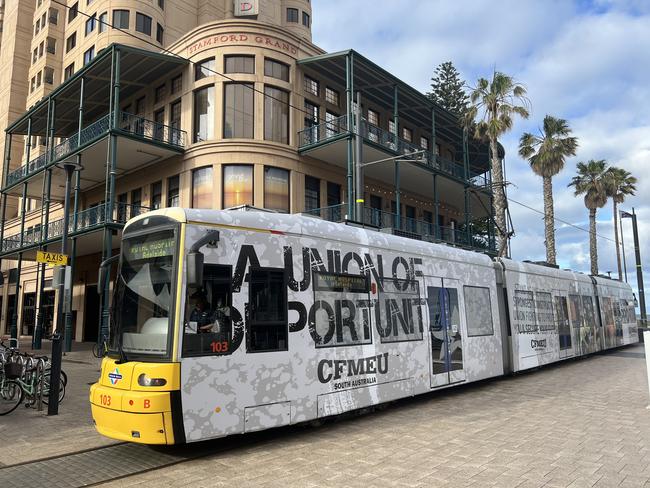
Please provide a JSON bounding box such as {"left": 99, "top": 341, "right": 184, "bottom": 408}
{"left": 48, "top": 332, "right": 63, "bottom": 416}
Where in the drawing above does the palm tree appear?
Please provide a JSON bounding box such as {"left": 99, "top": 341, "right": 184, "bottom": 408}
{"left": 568, "top": 160, "right": 610, "bottom": 275}
{"left": 605, "top": 167, "right": 637, "bottom": 280}
{"left": 467, "top": 72, "right": 530, "bottom": 256}
{"left": 518, "top": 116, "right": 578, "bottom": 265}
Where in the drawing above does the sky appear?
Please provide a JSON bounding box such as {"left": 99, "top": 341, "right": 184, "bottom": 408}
{"left": 312, "top": 0, "right": 650, "bottom": 315}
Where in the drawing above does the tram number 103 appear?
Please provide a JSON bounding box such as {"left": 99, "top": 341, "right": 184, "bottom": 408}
{"left": 210, "top": 341, "right": 229, "bottom": 353}
{"left": 100, "top": 394, "right": 112, "bottom": 406}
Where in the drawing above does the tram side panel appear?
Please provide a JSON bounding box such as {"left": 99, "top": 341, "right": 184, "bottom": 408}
{"left": 592, "top": 277, "right": 638, "bottom": 349}
{"left": 499, "top": 259, "right": 606, "bottom": 372}
{"left": 178, "top": 219, "right": 504, "bottom": 442}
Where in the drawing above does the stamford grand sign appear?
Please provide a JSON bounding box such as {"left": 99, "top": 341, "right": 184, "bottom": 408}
{"left": 188, "top": 33, "right": 298, "bottom": 56}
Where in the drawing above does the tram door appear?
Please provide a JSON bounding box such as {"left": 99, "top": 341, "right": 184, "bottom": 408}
{"left": 426, "top": 277, "right": 466, "bottom": 387}
{"left": 554, "top": 292, "right": 574, "bottom": 359}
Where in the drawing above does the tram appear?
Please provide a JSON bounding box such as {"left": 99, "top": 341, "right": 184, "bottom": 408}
{"left": 89, "top": 208, "right": 638, "bottom": 445}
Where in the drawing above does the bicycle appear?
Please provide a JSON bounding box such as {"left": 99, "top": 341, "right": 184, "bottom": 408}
{"left": 92, "top": 336, "right": 109, "bottom": 358}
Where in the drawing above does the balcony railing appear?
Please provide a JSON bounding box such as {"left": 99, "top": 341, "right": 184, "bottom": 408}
{"left": 5, "top": 111, "right": 187, "bottom": 188}
{"left": 307, "top": 203, "right": 496, "bottom": 253}
{"left": 297, "top": 116, "right": 491, "bottom": 189}
{"left": 0, "top": 203, "right": 149, "bottom": 253}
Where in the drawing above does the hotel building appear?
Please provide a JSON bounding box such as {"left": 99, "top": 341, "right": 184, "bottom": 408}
{"left": 0, "top": 0, "right": 496, "bottom": 344}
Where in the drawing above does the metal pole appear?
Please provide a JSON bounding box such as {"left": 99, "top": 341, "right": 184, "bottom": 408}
{"left": 393, "top": 85, "right": 400, "bottom": 228}
{"left": 620, "top": 211, "right": 628, "bottom": 283}
{"left": 48, "top": 162, "right": 74, "bottom": 415}
{"left": 64, "top": 161, "right": 81, "bottom": 352}
{"left": 632, "top": 208, "right": 647, "bottom": 326}
{"left": 354, "top": 91, "right": 364, "bottom": 221}
{"left": 11, "top": 182, "right": 29, "bottom": 342}
{"left": 431, "top": 107, "right": 436, "bottom": 165}
{"left": 463, "top": 127, "right": 471, "bottom": 245}
{"left": 433, "top": 173, "right": 439, "bottom": 239}
{"left": 345, "top": 53, "right": 353, "bottom": 219}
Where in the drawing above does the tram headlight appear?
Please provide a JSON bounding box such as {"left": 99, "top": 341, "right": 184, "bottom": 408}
{"left": 138, "top": 373, "right": 167, "bottom": 387}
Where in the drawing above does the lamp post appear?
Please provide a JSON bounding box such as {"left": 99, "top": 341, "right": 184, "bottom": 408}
{"left": 48, "top": 160, "right": 82, "bottom": 415}
{"left": 621, "top": 208, "right": 647, "bottom": 328}
{"left": 620, "top": 210, "right": 628, "bottom": 283}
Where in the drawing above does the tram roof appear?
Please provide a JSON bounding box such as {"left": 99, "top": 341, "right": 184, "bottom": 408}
{"left": 138, "top": 208, "right": 495, "bottom": 267}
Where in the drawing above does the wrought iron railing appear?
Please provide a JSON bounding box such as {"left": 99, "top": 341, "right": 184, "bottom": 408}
{"left": 298, "top": 114, "right": 349, "bottom": 147}
{"left": 297, "top": 116, "right": 491, "bottom": 189}
{"left": 5, "top": 111, "right": 187, "bottom": 188}
{"left": 306, "top": 203, "right": 496, "bottom": 253}
{"left": 0, "top": 203, "right": 150, "bottom": 253}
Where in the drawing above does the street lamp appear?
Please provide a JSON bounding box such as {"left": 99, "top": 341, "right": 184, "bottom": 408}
{"left": 48, "top": 159, "right": 83, "bottom": 416}
{"left": 620, "top": 208, "right": 647, "bottom": 329}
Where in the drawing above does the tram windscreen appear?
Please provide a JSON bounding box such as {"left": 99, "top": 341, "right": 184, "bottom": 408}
{"left": 110, "top": 229, "right": 176, "bottom": 358}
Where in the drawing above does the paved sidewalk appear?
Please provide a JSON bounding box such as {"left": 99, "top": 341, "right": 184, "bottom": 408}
{"left": 102, "top": 345, "right": 650, "bottom": 488}
{"left": 0, "top": 338, "right": 116, "bottom": 466}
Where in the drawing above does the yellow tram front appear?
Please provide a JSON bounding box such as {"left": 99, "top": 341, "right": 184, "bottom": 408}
{"left": 90, "top": 210, "right": 186, "bottom": 445}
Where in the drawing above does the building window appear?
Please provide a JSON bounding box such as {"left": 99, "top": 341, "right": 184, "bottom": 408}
{"left": 68, "top": 2, "right": 78, "bottom": 22}
{"left": 32, "top": 48, "right": 38, "bottom": 64}
{"left": 264, "top": 59, "right": 289, "bottom": 82}
{"left": 325, "top": 110, "right": 340, "bottom": 137}
{"left": 156, "top": 23, "right": 163, "bottom": 44}
{"left": 327, "top": 182, "right": 341, "bottom": 207}
{"left": 155, "top": 84, "right": 166, "bottom": 104}
{"left": 286, "top": 7, "right": 298, "bottom": 22}
{"left": 158, "top": 0, "right": 164, "bottom": 9}
{"left": 113, "top": 9, "right": 129, "bottom": 29}
{"left": 167, "top": 175, "right": 179, "bottom": 207}
{"left": 49, "top": 8, "right": 59, "bottom": 25}
{"left": 85, "top": 14, "right": 96, "bottom": 35}
{"left": 192, "top": 166, "right": 213, "bottom": 208}
{"left": 131, "top": 188, "right": 142, "bottom": 209}
{"left": 304, "top": 176, "right": 320, "bottom": 212}
{"left": 389, "top": 119, "right": 396, "bottom": 134}
{"left": 264, "top": 86, "right": 289, "bottom": 144}
{"left": 64, "top": 63, "right": 74, "bottom": 80}
{"left": 223, "top": 165, "right": 253, "bottom": 208}
{"left": 98, "top": 12, "right": 107, "bottom": 32}
{"left": 153, "top": 108, "right": 165, "bottom": 140}
{"left": 194, "top": 58, "right": 215, "bottom": 80}
{"left": 325, "top": 87, "right": 339, "bottom": 106}
{"left": 264, "top": 167, "right": 289, "bottom": 213}
{"left": 302, "top": 11, "right": 310, "bottom": 27}
{"left": 171, "top": 74, "right": 182, "bottom": 94}
{"left": 65, "top": 32, "right": 76, "bottom": 52}
{"left": 44, "top": 67, "right": 54, "bottom": 84}
{"left": 435, "top": 143, "right": 441, "bottom": 156}
{"left": 170, "top": 99, "right": 181, "bottom": 131}
{"left": 367, "top": 109, "right": 379, "bottom": 126}
{"left": 402, "top": 127, "right": 412, "bottom": 142}
{"left": 193, "top": 86, "right": 214, "bottom": 143}
{"left": 39, "top": 41, "right": 44, "bottom": 57}
{"left": 83, "top": 46, "right": 95, "bottom": 65}
{"left": 30, "top": 77, "right": 35, "bottom": 93}
{"left": 224, "top": 55, "right": 254, "bottom": 74}
{"left": 135, "top": 13, "right": 152, "bottom": 36}
{"left": 304, "top": 100, "right": 319, "bottom": 143}
{"left": 304, "top": 75, "right": 319, "bottom": 97}
{"left": 35, "top": 19, "right": 40, "bottom": 35}
{"left": 224, "top": 83, "right": 254, "bottom": 138}
{"left": 420, "top": 136, "right": 429, "bottom": 150}
{"left": 46, "top": 37, "right": 56, "bottom": 54}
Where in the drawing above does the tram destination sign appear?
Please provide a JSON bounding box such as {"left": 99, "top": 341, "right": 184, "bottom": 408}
{"left": 36, "top": 250, "right": 68, "bottom": 266}
{"left": 127, "top": 237, "right": 175, "bottom": 260}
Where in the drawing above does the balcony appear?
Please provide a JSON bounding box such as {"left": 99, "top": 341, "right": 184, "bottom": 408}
{"left": 297, "top": 116, "right": 491, "bottom": 189}
{"left": 4, "top": 111, "right": 186, "bottom": 190}
{"left": 0, "top": 203, "right": 149, "bottom": 255}
{"left": 307, "top": 204, "right": 496, "bottom": 254}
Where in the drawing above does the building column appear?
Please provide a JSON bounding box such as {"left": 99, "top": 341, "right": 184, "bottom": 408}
{"left": 100, "top": 47, "right": 120, "bottom": 343}
{"left": 345, "top": 52, "right": 354, "bottom": 218}
{"left": 393, "top": 85, "right": 400, "bottom": 228}
{"left": 11, "top": 181, "right": 29, "bottom": 341}
{"left": 0, "top": 131, "right": 11, "bottom": 335}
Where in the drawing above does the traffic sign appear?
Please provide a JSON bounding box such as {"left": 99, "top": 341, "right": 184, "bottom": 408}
{"left": 36, "top": 251, "right": 68, "bottom": 266}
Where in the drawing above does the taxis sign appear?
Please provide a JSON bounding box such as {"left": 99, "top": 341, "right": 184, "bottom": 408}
{"left": 36, "top": 251, "right": 68, "bottom": 266}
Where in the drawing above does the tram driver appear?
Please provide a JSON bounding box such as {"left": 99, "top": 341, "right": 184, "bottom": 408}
{"left": 187, "top": 289, "right": 231, "bottom": 334}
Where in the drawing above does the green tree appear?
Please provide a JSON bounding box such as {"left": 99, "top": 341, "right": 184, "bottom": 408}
{"left": 568, "top": 160, "right": 610, "bottom": 275}
{"left": 605, "top": 167, "right": 637, "bottom": 280}
{"left": 467, "top": 71, "right": 530, "bottom": 255}
{"left": 427, "top": 61, "right": 470, "bottom": 119}
{"left": 518, "top": 115, "right": 578, "bottom": 265}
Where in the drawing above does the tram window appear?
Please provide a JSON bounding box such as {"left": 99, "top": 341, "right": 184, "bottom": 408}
{"left": 247, "top": 268, "right": 288, "bottom": 352}
{"left": 534, "top": 292, "right": 555, "bottom": 333}
{"left": 311, "top": 271, "right": 372, "bottom": 347}
{"left": 183, "top": 264, "right": 233, "bottom": 357}
{"left": 464, "top": 286, "right": 493, "bottom": 336}
{"left": 378, "top": 277, "right": 423, "bottom": 343}
{"left": 554, "top": 296, "right": 571, "bottom": 350}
